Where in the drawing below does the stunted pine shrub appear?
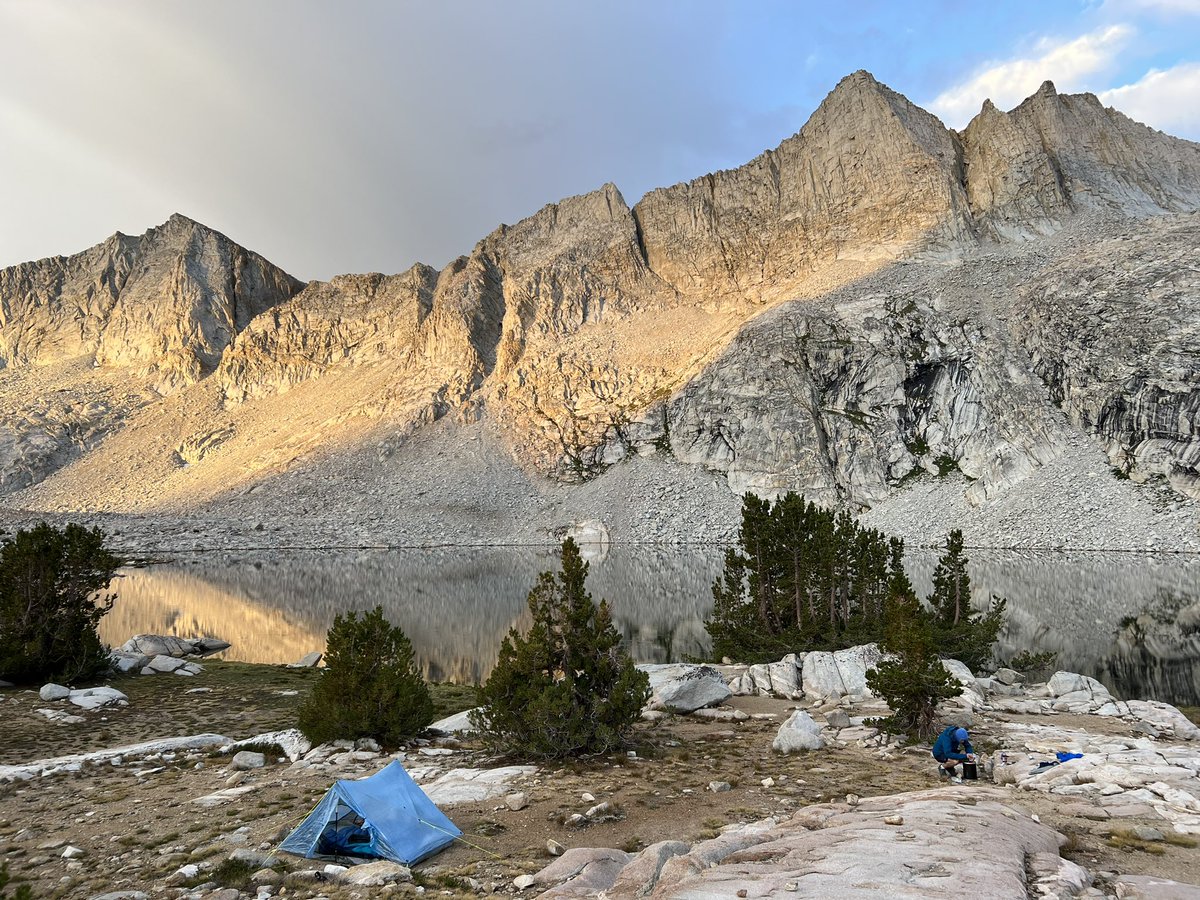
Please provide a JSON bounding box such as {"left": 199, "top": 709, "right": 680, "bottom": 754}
{"left": 297, "top": 606, "right": 433, "bottom": 747}
{"left": 866, "top": 589, "right": 960, "bottom": 741}
{"left": 472, "top": 539, "right": 649, "bottom": 759}
{"left": 0, "top": 860, "right": 33, "bottom": 900}
{"left": 0, "top": 522, "right": 122, "bottom": 685}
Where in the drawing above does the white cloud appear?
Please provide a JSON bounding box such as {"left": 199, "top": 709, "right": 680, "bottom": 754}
{"left": 1105, "top": 0, "right": 1200, "bottom": 16}
{"left": 929, "top": 25, "right": 1132, "bottom": 127}
{"left": 1099, "top": 62, "right": 1200, "bottom": 137}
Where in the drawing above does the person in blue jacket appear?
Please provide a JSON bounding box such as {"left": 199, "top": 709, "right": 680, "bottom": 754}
{"left": 932, "top": 725, "right": 974, "bottom": 783}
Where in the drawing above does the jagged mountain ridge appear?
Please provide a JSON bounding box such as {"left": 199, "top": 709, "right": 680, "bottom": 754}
{"left": 2, "top": 71, "right": 1199, "bottom": 521}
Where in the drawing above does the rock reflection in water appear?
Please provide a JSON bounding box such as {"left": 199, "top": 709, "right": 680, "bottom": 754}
{"left": 103, "top": 546, "right": 721, "bottom": 684}
{"left": 103, "top": 545, "right": 1200, "bottom": 705}
{"left": 909, "top": 549, "right": 1200, "bottom": 706}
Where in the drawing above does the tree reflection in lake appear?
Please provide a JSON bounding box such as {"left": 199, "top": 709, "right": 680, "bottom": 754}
{"left": 101, "top": 545, "right": 1200, "bottom": 705}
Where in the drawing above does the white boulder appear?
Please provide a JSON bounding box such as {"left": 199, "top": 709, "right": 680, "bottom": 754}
{"left": 767, "top": 654, "right": 803, "bottom": 700}
{"left": 122, "top": 635, "right": 195, "bottom": 658}
{"left": 109, "top": 651, "right": 149, "bottom": 674}
{"left": 39, "top": 683, "right": 71, "bottom": 701}
{"left": 773, "top": 710, "right": 825, "bottom": 753}
{"left": 231, "top": 751, "right": 266, "bottom": 770}
{"left": 1047, "top": 671, "right": 1088, "bottom": 697}
{"left": 802, "top": 652, "right": 847, "bottom": 700}
{"left": 423, "top": 766, "right": 537, "bottom": 805}
{"left": 227, "top": 729, "right": 312, "bottom": 762}
{"left": 639, "top": 664, "right": 731, "bottom": 713}
{"left": 832, "top": 644, "right": 883, "bottom": 698}
{"left": 748, "top": 663, "right": 773, "bottom": 696}
{"left": 67, "top": 686, "right": 128, "bottom": 710}
{"left": 430, "top": 708, "right": 481, "bottom": 734}
{"left": 338, "top": 860, "right": 413, "bottom": 885}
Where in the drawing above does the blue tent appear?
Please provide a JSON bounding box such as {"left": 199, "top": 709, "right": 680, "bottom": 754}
{"left": 280, "top": 760, "right": 461, "bottom": 865}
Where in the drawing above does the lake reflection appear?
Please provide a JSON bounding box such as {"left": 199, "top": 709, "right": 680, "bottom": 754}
{"left": 100, "top": 546, "right": 1200, "bottom": 706}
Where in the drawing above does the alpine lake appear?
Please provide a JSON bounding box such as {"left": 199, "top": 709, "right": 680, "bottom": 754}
{"left": 99, "top": 544, "right": 1200, "bottom": 708}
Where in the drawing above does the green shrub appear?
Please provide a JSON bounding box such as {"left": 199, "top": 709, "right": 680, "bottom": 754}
{"left": 0, "top": 861, "right": 33, "bottom": 900}
{"left": 1006, "top": 649, "right": 1058, "bottom": 679}
{"left": 866, "top": 590, "right": 960, "bottom": 740}
{"left": 472, "top": 539, "right": 650, "bottom": 759}
{"left": 0, "top": 522, "right": 122, "bottom": 685}
{"left": 297, "top": 606, "right": 433, "bottom": 747}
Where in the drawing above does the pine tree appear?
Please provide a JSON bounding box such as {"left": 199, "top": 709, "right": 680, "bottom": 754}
{"left": 0, "top": 523, "right": 122, "bottom": 685}
{"left": 706, "top": 492, "right": 900, "bottom": 659}
{"left": 472, "top": 539, "right": 650, "bottom": 759}
{"left": 927, "top": 529, "right": 1006, "bottom": 670}
{"left": 297, "top": 606, "right": 433, "bottom": 746}
{"left": 866, "top": 589, "right": 960, "bottom": 740}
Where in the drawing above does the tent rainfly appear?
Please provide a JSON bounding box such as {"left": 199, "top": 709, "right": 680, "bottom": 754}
{"left": 280, "top": 760, "right": 461, "bottom": 865}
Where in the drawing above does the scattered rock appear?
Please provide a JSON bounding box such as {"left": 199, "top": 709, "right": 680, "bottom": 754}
{"left": 288, "top": 651, "right": 323, "bottom": 668}
{"left": 506, "top": 792, "right": 530, "bottom": 811}
{"left": 339, "top": 860, "right": 413, "bottom": 885}
{"left": 229, "top": 848, "right": 276, "bottom": 869}
{"left": 773, "top": 710, "right": 825, "bottom": 753}
{"left": 39, "top": 683, "right": 71, "bottom": 701}
{"left": 884, "top": 815, "right": 904, "bottom": 826}
{"left": 67, "top": 686, "right": 128, "bottom": 710}
{"left": 691, "top": 706, "right": 749, "bottom": 721}
{"left": 231, "top": 751, "right": 266, "bottom": 770}
{"left": 708, "top": 781, "right": 732, "bottom": 793}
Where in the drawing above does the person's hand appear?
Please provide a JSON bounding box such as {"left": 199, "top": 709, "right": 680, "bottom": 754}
{"left": 966, "top": 753, "right": 976, "bottom": 761}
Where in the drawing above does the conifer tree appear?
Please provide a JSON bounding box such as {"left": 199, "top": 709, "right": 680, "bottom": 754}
{"left": 0, "top": 522, "right": 121, "bottom": 685}
{"left": 297, "top": 606, "right": 433, "bottom": 746}
{"left": 472, "top": 539, "right": 650, "bottom": 759}
{"left": 927, "top": 529, "right": 1006, "bottom": 670}
{"left": 866, "top": 589, "right": 960, "bottom": 740}
{"left": 706, "top": 492, "right": 898, "bottom": 659}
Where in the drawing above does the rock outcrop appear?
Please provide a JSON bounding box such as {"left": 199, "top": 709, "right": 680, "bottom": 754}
{"left": 2, "top": 70, "right": 1200, "bottom": 522}
{"left": 962, "top": 82, "right": 1200, "bottom": 240}
{"left": 527, "top": 789, "right": 1089, "bottom": 898}
{"left": 0, "top": 214, "right": 301, "bottom": 385}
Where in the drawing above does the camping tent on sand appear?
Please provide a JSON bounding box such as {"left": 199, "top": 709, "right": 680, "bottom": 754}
{"left": 280, "top": 760, "right": 461, "bottom": 865}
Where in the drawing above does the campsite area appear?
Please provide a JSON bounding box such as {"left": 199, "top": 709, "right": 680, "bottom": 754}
{"left": 2, "top": 661, "right": 1198, "bottom": 897}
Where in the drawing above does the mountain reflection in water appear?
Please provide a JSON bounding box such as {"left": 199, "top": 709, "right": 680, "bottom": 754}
{"left": 101, "top": 546, "right": 1200, "bottom": 706}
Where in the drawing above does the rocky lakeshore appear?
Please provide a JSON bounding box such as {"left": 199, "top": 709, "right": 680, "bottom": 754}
{"left": 2, "top": 643, "right": 1199, "bottom": 899}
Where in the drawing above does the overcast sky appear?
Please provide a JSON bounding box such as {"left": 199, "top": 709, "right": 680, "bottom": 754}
{"left": 2, "top": 1, "right": 1198, "bottom": 282}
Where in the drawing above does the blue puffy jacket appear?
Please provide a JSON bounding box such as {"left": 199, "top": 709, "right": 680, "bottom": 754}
{"left": 932, "top": 725, "right": 973, "bottom": 762}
